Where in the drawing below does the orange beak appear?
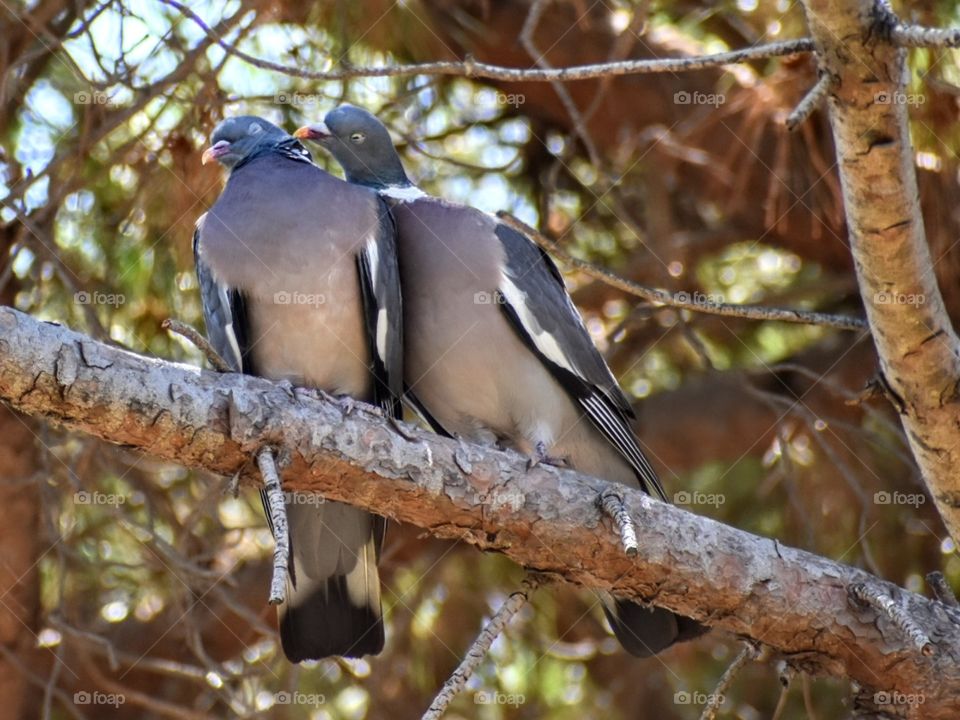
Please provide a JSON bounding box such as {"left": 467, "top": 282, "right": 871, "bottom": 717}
{"left": 294, "top": 122, "right": 331, "bottom": 141}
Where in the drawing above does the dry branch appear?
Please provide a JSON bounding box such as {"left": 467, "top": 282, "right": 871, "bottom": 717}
{"left": 850, "top": 583, "right": 933, "bottom": 655}
{"left": 785, "top": 72, "right": 833, "bottom": 131}
{"left": 159, "top": 0, "right": 813, "bottom": 82}
{"left": 161, "top": 319, "right": 231, "bottom": 372}
{"left": 598, "top": 487, "right": 639, "bottom": 557}
{"left": 257, "top": 447, "right": 290, "bottom": 606}
{"left": 497, "top": 213, "right": 868, "bottom": 331}
{"left": 422, "top": 576, "right": 541, "bottom": 720}
{"left": 1, "top": 307, "right": 959, "bottom": 716}
{"left": 699, "top": 643, "right": 758, "bottom": 720}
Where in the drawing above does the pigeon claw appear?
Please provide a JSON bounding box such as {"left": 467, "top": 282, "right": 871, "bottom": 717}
{"left": 526, "top": 441, "right": 568, "bottom": 470}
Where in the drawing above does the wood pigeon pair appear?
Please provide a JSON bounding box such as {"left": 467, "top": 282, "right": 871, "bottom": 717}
{"left": 194, "top": 116, "right": 401, "bottom": 661}
{"left": 294, "top": 105, "right": 705, "bottom": 658}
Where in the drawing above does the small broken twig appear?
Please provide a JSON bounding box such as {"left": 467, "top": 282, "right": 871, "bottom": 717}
{"left": 786, "top": 72, "right": 832, "bottom": 131}
{"left": 850, "top": 583, "right": 934, "bottom": 655}
{"left": 162, "top": 318, "right": 232, "bottom": 372}
{"left": 599, "top": 488, "right": 639, "bottom": 557}
{"left": 845, "top": 376, "right": 887, "bottom": 407}
{"left": 927, "top": 571, "right": 959, "bottom": 607}
{"left": 699, "top": 642, "right": 759, "bottom": 720}
{"left": 257, "top": 447, "right": 290, "bottom": 605}
{"left": 422, "top": 576, "right": 542, "bottom": 720}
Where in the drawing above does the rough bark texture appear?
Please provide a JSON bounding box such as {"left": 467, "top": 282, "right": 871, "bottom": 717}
{"left": 0, "top": 307, "right": 958, "bottom": 716}
{"left": 801, "top": 0, "right": 960, "bottom": 545}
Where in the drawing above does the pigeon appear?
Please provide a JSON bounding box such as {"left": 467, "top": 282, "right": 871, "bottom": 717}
{"left": 195, "top": 115, "right": 402, "bottom": 660}
{"left": 295, "top": 106, "right": 705, "bottom": 657}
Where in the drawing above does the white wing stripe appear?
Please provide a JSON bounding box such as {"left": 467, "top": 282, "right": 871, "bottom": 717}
{"left": 375, "top": 308, "right": 388, "bottom": 363}
{"left": 217, "top": 285, "right": 243, "bottom": 370}
{"left": 499, "top": 275, "right": 580, "bottom": 376}
{"left": 582, "top": 396, "right": 635, "bottom": 458}
{"left": 581, "top": 395, "right": 664, "bottom": 498}
{"left": 363, "top": 237, "right": 380, "bottom": 292}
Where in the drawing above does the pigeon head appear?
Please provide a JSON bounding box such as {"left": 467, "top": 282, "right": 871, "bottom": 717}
{"left": 295, "top": 105, "right": 409, "bottom": 188}
{"left": 202, "top": 116, "right": 289, "bottom": 169}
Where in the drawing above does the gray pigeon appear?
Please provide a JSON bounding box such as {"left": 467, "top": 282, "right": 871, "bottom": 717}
{"left": 195, "top": 115, "right": 402, "bottom": 661}
{"left": 296, "top": 106, "right": 706, "bottom": 657}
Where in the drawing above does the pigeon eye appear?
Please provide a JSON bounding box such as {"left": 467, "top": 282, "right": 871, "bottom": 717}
{"left": 350, "top": 132, "right": 365, "bottom": 143}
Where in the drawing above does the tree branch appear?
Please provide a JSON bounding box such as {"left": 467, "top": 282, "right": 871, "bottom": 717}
{"left": 785, "top": 71, "right": 833, "bottom": 131}
{"left": 158, "top": 0, "right": 813, "bottom": 82}
{"left": 423, "top": 576, "right": 542, "bottom": 720}
{"left": 800, "top": 0, "right": 960, "bottom": 544}
{"left": 497, "top": 213, "right": 868, "bottom": 331}
{"left": 1, "top": 307, "right": 958, "bottom": 715}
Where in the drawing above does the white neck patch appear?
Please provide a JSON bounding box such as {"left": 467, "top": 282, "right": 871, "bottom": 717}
{"left": 380, "top": 184, "right": 427, "bottom": 202}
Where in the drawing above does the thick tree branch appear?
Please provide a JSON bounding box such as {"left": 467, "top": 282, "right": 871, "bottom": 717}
{"left": 800, "top": 0, "right": 960, "bottom": 544}
{"left": 1, "top": 307, "right": 959, "bottom": 714}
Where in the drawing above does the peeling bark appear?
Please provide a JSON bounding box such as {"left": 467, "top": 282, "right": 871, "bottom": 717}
{"left": 0, "top": 307, "right": 958, "bottom": 716}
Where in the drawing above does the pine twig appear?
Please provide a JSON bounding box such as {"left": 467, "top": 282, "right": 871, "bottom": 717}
{"left": 162, "top": 319, "right": 232, "bottom": 372}
{"left": 422, "top": 576, "right": 542, "bottom": 720}
{"left": 786, "top": 72, "right": 833, "bottom": 131}
{"left": 850, "top": 583, "right": 934, "bottom": 655}
{"left": 871, "top": 2, "right": 960, "bottom": 50}
{"left": 257, "top": 447, "right": 290, "bottom": 606}
{"left": 890, "top": 24, "right": 960, "bottom": 49}
{"left": 496, "top": 212, "right": 867, "bottom": 332}
{"left": 698, "top": 642, "right": 759, "bottom": 720}
{"left": 599, "top": 488, "right": 639, "bottom": 557}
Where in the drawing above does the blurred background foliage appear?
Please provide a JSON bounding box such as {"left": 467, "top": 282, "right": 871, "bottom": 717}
{"left": 1, "top": 0, "right": 959, "bottom": 718}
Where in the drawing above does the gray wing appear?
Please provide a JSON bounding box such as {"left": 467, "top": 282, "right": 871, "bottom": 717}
{"left": 193, "top": 220, "right": 246, "bottom": 373}
{"left": 357, "top": 201, "right": 403, "bottom": 420}
{"left": 493, "top": 223, "right": 666, "bottom": 500}
{"left": 196, "top": 220, "right": 285, "bottom": 541}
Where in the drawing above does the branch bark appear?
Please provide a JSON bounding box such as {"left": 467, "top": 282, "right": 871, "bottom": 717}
{"left": 800, "top": 0, "right": 960, "bottom": 543}
{"left": 0, "top": 307, "right": 958, "bottom": 715}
